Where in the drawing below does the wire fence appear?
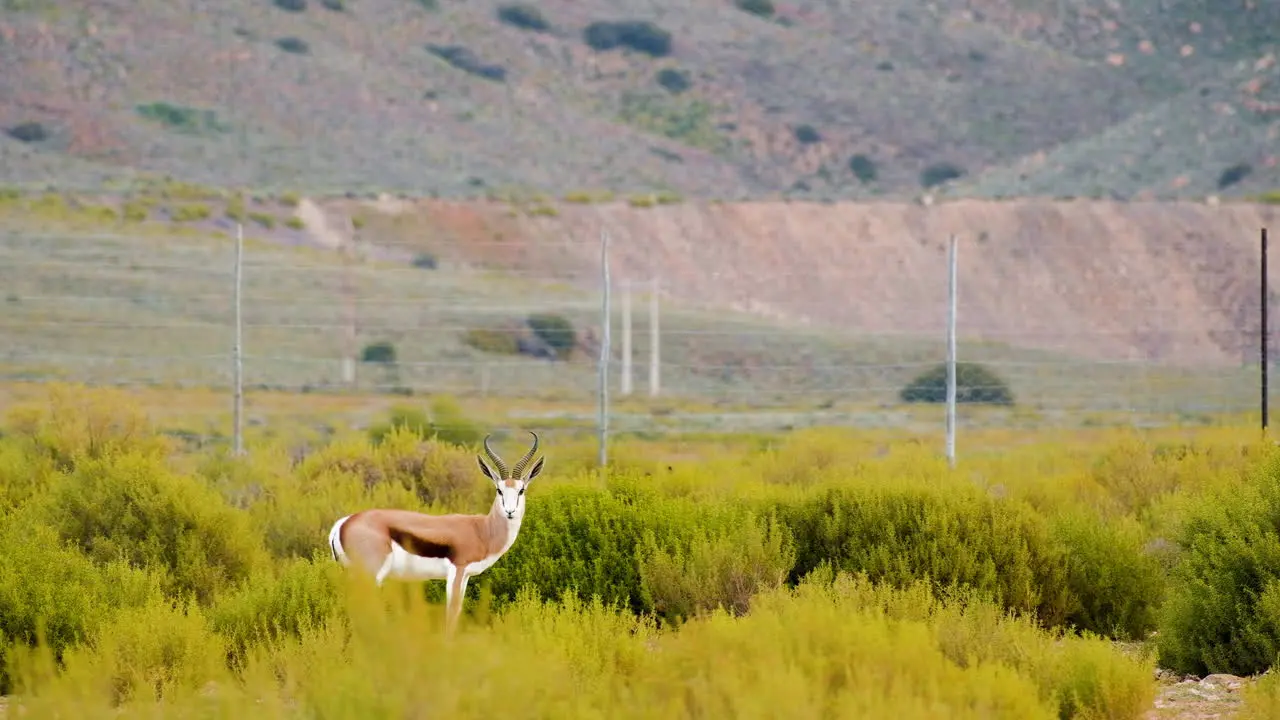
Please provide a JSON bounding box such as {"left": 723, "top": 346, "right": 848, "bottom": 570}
{"left": 0, "top": 223, "right": 1273, "bottom": 451}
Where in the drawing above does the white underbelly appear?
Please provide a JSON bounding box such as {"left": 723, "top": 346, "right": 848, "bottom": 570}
{"left": 385, "top": 542, "right": 452, "bottom": 580}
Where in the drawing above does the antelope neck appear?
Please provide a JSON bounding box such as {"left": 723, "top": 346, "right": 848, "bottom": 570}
{"left": 486, "top": 495, "right": 520, "bottom": 550}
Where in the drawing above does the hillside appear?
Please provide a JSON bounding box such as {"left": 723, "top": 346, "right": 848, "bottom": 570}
{"left": 2, "top": 189, "right": 1276, "bottom": 422}
{"left": 0, "top": 0, "right": 1275, "bottom": 199}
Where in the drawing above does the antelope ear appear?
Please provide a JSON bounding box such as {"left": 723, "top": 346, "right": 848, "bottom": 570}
{"left": 524, "top": 456, "right": 546, "bottom": 484}
{"left": 477, "top": 456, "right": 500, "bottom": 484}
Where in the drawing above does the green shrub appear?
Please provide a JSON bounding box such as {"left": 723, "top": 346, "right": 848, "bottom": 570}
{"left": 209, "top": 556, "right": 341, "bottom": 669}
{"left": 275, "top": 36, "right": 310, "bottom": 54}
{"left": 225, "top": 193, "right": 246, "bottom": 222}
{"left": 734, "top": 0, "right": 774, "bottom": 17}
{"left": 412, "top": 252, "right": 438, "bottom": 269}
{"left": 248, "top": 211, "right": 275, "bottom": 228}
{"left": 6, "top": 121, "right": 49, "bottom": 143}
{"left": 583, "top": 20, "right": 673, "bottom": 58}
{"left": 43, "top": 453, "right": 269, "bottom": 605}
{"left": 775, "top": 482, "right": 1072, "bottom": 629}
{"left": 135, "top": 102, "right": 228, "bottom": 135}
{"left": 4, "top": 384, "right": 168, "bottom": 473}
{"left": 496, "top": 3, "right": 550, "bottom": 31}
{"left": 461, "top": 327, "right": 520, "bottom": 355}
{"left": 655, "top": 68, "right": 691, "bottom": 94}
{"left": 285, "top": 216, "right": 305, "bottom": 230}
{"left": 367, "top": 397, "right": 482, "bottom": 449}
{"left": 899, "top": 362, "right": 1014, "bottom": 406}
{"left": 483, "top": 480, "right": 764, "bottom": 616}
{"left": 273, "top": 0, "right": 306, "bottom": 11}
{"left": 526, "top": 313, "right": 576, "bottom": 359}
{"left": 1049, "top": 510, "right": 1163, "bottom": 640}
{"left": 427, "top": 44, "right": 507, "bottom": 82}
{"left": 1218, "top": 162, "right": 1252, "bottom": 189}
{"left": 639, "top": 511, "right": 795, "bottom": 624}
{"left": 792, "top": 124, "right": 820, "bottom": 144}
{"left": 0, "top": 507, "right": 159, "bottom": 693}
{"left": 360, "top": 341, "right": 396, "bottom": 364}
{"left": 849, "top": 154, "right": 878, "bottom": 183}
{"left": 1158, "top": 455, "right": 1280, "bottom": 675}
{"left": 169, "top": 203, "right": 211, "bottom": 222}
{"left": 921, "top": 162, "right": 965, "bottom": 188}
{"left": 52, "top": 594, "right": 226, "bottom": 707}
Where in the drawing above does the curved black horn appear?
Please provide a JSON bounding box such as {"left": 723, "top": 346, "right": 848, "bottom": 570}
{"left": 483, "top": 434, "right": 509, "bottom": 478}
{"left": 511, "top": 431, "right": 540, "bottom": 477}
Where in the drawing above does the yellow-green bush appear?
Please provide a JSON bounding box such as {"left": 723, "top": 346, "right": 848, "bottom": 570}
{"left": 0, "top": 507, "right": 159, "bottom": 693}
{"left": 43, "top": 452, "right": 270, "bottom": 605}
{"left": 6, "top": 567, "right": 1154, "bottom": 719}
{"left": 209, "top": 555, "right": 343, "bottom": 669}
{"left": 4, "top": 385, "right": 1280, "bottom": 717}
{"left": 1157, "top": 452, "right": 1280, "bottom": 675}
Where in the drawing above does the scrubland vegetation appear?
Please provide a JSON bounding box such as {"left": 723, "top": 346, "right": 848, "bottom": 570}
{"left": 3, "top": 383, "right": 1280, "bottom": 717}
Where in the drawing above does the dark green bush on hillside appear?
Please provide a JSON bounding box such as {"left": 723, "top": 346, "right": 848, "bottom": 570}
{"left": 360, "top": 341, "right": 396, "bottom": 364}
{"left": 1158, "top": 455, "right": 1280, "bottom": 675}
{"left": 655, "top": 68, "right": 691, "bottom": 94}
{"left": 849, "top": 154, "right": 878, "bottom": 183}
{"left": 275, "top": 37, "right": 310, "bottom": 54}
{"left": 6, "top": 121, "right": 48, "bottom": 143}
{"left": 526, "top": 312, "right": 576, "bottom": 359}
{"left": 921, "top": 162, "right": 965, "bottom": 188}
{"left": 792, "top": 124, "right": 821, "bottom": 144}
{"left": 272, "top": 0, "right": 306, "bottom": 11}
{"left": 900, "top": 362, "right": 1014, "bottom": 406}
{"left": 735, "top": 0, "right": 775, "bottom": 17}
{"left": 583, "top": 20, "right": 673, "bottom": 58}
{"left": 496, "top": 3, "right": 550, "bottom": 32}
{"left": 1218, "top": 162, "right": 1252, "bottom": 190}
{"left": 426, "top": 44, "right": 507, "bottom": 82}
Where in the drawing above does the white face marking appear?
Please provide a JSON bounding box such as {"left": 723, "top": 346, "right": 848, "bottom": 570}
{"left": 495, "top": 480, "right": 528, "bottom": 520}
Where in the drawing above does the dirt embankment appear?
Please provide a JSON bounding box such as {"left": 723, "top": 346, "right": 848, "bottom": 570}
{"left": 338, "top": 198, "right": 1280, "bottom": 365}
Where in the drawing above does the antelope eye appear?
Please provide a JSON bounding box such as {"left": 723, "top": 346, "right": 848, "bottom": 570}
{"left": 518, "top": 488, "right": 525, "bottom": 496}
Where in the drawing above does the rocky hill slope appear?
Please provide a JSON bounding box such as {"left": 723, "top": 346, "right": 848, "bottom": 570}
{"left": 0, "top": 0, "right": 1276, "bottom": 200}
{"left": 334, "top": 194, "right": 1280, "bottom": 365}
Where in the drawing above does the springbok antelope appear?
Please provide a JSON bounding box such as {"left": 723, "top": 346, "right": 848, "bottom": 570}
{"left": 327, "top": 431, "right": 545, "bottom": 634}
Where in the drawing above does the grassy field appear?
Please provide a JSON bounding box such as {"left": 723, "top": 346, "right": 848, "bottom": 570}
{"left": 0, "top": 195, "right": 1269, "bottom": 431}
{"left": 2, "top": 382, "right": 1280, "bottom": 717}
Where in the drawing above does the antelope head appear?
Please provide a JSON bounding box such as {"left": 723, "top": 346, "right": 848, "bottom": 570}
{"left": 477, "top": 431, "right": 545, "bottom": 520}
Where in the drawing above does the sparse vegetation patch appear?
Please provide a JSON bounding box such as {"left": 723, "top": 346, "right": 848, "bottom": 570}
{"left": 272, "top": 0, "right": 306, "bottom": 12}
{"left": 618, "top": 92, "right": 728, "bottom": 153}
{"left": 426, "top": 44, "right": 507, "bottom": 82}
{"left": 135, "top": 102, "right": 229, "bottom": 135}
